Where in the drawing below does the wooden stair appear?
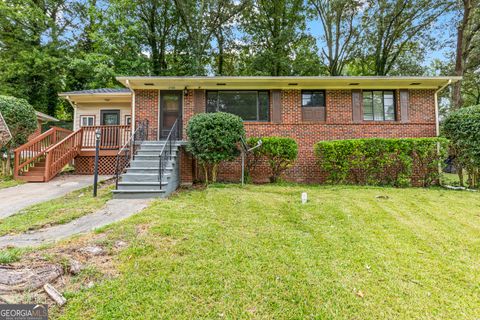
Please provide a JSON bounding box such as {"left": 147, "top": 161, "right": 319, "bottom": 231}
{"left": 17, "top": 159, "right": 47, "bottom": 182}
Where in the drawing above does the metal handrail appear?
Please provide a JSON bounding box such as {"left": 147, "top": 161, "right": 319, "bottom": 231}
{"left": 158, "top": 118, "right": 180, "bottom": 190}
{"left": 114, "top": 120, "right": 149, "bottom": 188}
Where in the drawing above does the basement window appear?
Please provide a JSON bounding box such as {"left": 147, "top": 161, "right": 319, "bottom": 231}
{"left": 206, "top": 91, "right": 269, "bottom": 121}
{"left": 362, "top": 90, "right": 395, "bottom": 121}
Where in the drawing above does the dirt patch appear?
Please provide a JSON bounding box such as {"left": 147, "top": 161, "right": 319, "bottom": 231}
{"left": 0, "top": 230, "right": 127, "bottom": 308}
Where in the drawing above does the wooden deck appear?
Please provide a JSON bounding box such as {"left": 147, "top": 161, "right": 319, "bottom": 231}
{"left": 14, "top": 125, "right": 131, "bottom": 182}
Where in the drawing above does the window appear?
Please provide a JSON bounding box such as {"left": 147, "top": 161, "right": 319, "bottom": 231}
{"left": 302, "top": 91, "right": 325, "bottom": 108}
{"left": 363, "top": 90, "right": 395, "bottom": 121}
{"left": 206, "top": 91, "right": 269, "bottom": 121}
{"left": 125, "top": 115, "right": 132, "bottom": 125}
{"left": 80, "top": 115, "right": 95, "bottom": 127}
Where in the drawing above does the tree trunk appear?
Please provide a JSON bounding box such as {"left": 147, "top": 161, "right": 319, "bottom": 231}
{"left": 211, "top": 163, "right": 218, "bottom": 183}
{"left": 453, "top": 0, "right": 472, "bottom": 109}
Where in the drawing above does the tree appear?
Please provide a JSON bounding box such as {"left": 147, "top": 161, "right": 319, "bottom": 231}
{"left": 309, "top": 0, "right": 362, "bottom": 75}
{"left": 0, "top": 96, "right": 38, "bottom": 176}
{"left": 356, "top": 0, "right": 452, "bottom": 76}
{"left": 240, "top": 0, "right": 309, "bottom": 76}
{"left": 0, "top": 0, "right": 77, "bottom": 116}
{"left": 174, "top": 0, "right": 247, "bottom": 75}
{"left": 186, "top": 112, "right": 245, "bottom": 184}
{"left": 443, "top": 104, "right": 480, "bottom": 187}
{"left": 452, "top": 0, "right": 480, "bottom": 109}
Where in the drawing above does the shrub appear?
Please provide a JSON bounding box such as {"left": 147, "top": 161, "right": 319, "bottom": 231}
{"left": 186, "top": 112, "right": 245, "bottom": 184}
{"left": 0, "top": 96, "right": 37, "bottom": 176}
{"left": 442, "top": 105, "right": 480, "bottom": 188}
{"left": 249, "top": 137, "right": 298, "bottom": 183}
{"left": 314, "top": 137, "right": 448, "bottom": 187}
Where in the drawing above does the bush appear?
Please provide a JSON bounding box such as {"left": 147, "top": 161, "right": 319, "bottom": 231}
{"left": 248, "top": 137, "right": 298, "bottom": 183}
{"left": 442, "top": 105, "right": 480, "bottom": 188}
{"left": 186, "top": 112, "right": 245, "bottom": 184}
{"left": 314, "top": 137, "right": 447, "bottom": 187}
{"left": 0, "top": 96, "right": 37, "bottom": 176}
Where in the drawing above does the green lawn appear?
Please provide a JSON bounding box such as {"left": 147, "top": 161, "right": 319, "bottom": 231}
{"left": 0, "top": 176, "right": 23, "bottom": 189}
{"left": 55, "top": 184, "right": 480, "bottom": 319}
{"left": 0, "top": 184, "right": 112, "bottom": 236}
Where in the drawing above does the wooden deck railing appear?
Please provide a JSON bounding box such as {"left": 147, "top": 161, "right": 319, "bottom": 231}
{"left": 13, "top": 126, "right": 72, "bottom": 179}
{"left": 81, "top": 125, "right": 131, "bottom": 149}
{"left": 44, "top": 129, "right": 83, "bottom": 181}
{"left": 14, "top": 125, "right": 131, "bottom": 182}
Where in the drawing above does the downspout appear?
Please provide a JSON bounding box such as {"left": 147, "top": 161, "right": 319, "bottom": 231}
{"left": 434, "top": 79, "right": 452, "bottom": 136}
{"left": 65, "top": 96, "right": 77, "bottom": 130}
{"left": 125, "top": 80, "right": 135, "bottom": 134}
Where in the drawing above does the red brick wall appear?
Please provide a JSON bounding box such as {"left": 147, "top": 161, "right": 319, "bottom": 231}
{"left": 135, "top": 88, "right": 437, "bottom": 184}
{"left": 135, "top": 90, "right": 159, "bottom": 140}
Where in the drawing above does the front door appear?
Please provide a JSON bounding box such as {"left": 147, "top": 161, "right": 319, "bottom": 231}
{"left": 100, "top": 110, "right": 120, "bottom": 149}
{"left": 160, "top": 91, "right": 182, "bottom": 139}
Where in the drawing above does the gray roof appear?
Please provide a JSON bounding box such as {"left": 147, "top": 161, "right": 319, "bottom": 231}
{"left": 59, "top": 88, "right": 130, "bottom": 95}
{"left": 35, "top": 110, "right": 59, "bottom": 122}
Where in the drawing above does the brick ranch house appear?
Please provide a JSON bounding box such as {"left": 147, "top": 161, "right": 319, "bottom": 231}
{"left": 13, "top": 76, "right": 460, "bottom": 197}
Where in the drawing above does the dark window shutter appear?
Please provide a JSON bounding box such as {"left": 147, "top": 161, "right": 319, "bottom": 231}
{"left": 399, "top": 89, "right": 409, "bottom": 123}
{"left": 352, "top": 89, "right": 362, "bottom": 123}
{"left": 193, "top": 89, "right": 205, "bottom": 114}
{"left": 271, "top": 90, "right": 282, "bottom": 123}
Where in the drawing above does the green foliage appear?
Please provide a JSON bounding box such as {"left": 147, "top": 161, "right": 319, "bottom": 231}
{"left": 0, "top": 95, "right": 37, "bottom": 148}
{"left": 442, "top": 105, "right": 480, "bottom": 188}
{"left": 249, "top": 136, "right": 298, "bottom": 182}
{"left": 186, "top": 112, "right": 245, "bottom": 183}
{"left": 314, "top": 138, "right": 448, "bottom": 187}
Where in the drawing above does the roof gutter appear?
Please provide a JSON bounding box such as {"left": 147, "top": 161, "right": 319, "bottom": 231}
{"left": 434, "top": 79, "right": 452, "bottom": 136}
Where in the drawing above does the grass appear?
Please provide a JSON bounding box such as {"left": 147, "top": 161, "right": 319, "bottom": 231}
{"left": 55, "top": 184, "right": 480, "bottom": 320}
{"left": 442, "top": 172, "right": 461, "bottom": 186}
{"left": 0, "top": 175, "right": 23, "bottom": 189}
{"left": 0, "top": 184, "right": 113, "bottom": 236}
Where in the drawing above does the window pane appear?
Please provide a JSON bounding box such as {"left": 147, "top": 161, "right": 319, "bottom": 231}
{"left": 384, "top": 91, "right": 395, "bottom": 120}
{"left": 258, "top": 91, "right": 269, "bottom": 121}
{"left": 302, "top": 91, "right": 325, "bottom": 107}
{"left": 373, "top": 91, "right": 384, "bottom": 121}
{"left": 207, "top": 91, "right": 269, "bottom": 121}
{"left": 363, "top": 91, "right": 374, "bottom": 120}
{"left": 206, "top": 91, "right": 218, "bottom": 113}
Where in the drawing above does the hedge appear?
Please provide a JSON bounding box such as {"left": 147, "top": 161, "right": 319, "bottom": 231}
{"left": 247, "top": 136, "right": 298, "bottom": 182}
{"left": 314, "top": 137, "right": 448, "bottom": 187}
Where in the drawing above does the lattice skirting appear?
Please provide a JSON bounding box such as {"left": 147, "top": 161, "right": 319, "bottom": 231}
{"left": 74, "top": 156, "right": 127, "bottom": 175}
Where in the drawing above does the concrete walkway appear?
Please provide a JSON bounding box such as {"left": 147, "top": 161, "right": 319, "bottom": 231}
{"left": 0, "top": 175, "right": 111, "bottom": 219}
{"left": 0, "top": 199, "right": 150, "bottom": 248}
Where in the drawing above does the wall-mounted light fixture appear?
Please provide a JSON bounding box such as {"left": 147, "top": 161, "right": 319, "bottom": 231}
{"left": 288, "top": 83, "right": 298, "bottom": 86}
{"left": 349, "top": 83, "right": 360, "bottom": 86}
{"left": 184, "top": 87, "right": 188, "bottom": 96}
{"left": 144, "top": 83, "right": 154, "bottom": 86}
{"left": 216, "top": 83, "right": 227, "bottom": 86}
{"left": 410, "top": 82, "right": 421, "bottom": 86}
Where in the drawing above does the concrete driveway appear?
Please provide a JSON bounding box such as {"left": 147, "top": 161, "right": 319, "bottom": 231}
{"left": 0, "top": 175, "right": 111, "bottom": 219}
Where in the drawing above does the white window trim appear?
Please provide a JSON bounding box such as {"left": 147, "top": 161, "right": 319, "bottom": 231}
{"left": 80, "top": 115, "right": 95, "bottom": 127}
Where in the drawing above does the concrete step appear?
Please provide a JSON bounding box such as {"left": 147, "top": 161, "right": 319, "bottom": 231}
{"left": 134, "top": 154, "right": 177, "bottom": 161}
{"left": 117, "top": 181, "right": 167, "bottom": 190}
{"left": 130, "top": 159, "right": 177, "bottom": 168}
{"left": 112, "top": 189, "right": 166, "bottom": 199}
{"left": 121, "top": 173, "right": 171, "bottom": 182}
{"left": 126, "top": 167, "right": 174, "bottom": 175}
